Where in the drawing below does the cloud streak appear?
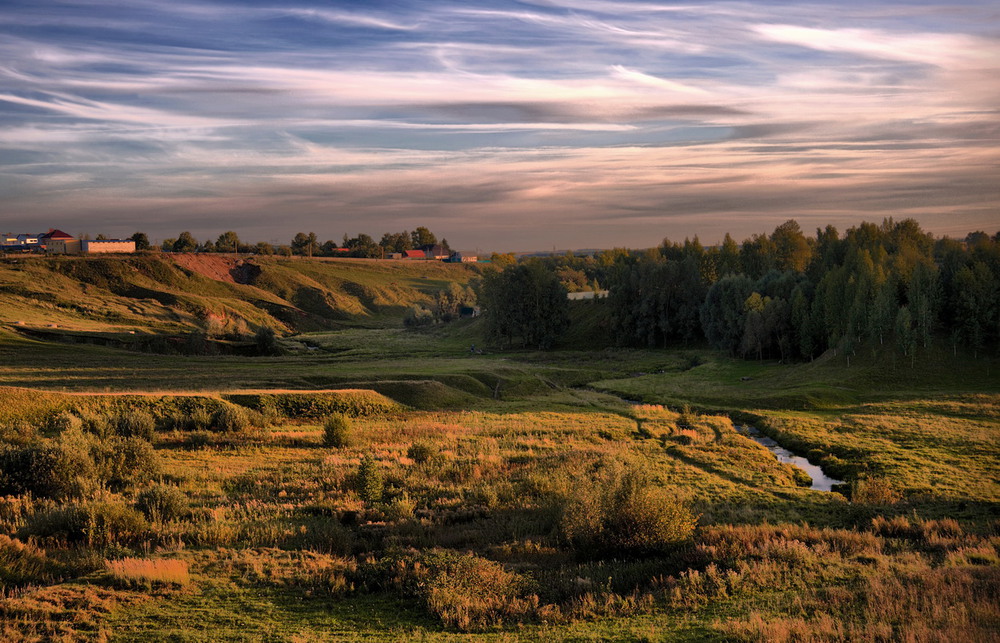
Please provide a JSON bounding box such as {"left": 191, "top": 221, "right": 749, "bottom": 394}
{"left": 1, "top": 0, "right": 998, "bottom": 249}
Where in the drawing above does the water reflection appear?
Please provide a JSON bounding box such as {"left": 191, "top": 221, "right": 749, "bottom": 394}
{"left": 741, "top": 425, "right": 844, "bottom": 492}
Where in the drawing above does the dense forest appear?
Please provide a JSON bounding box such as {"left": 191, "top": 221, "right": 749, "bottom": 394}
{"left": 482, "top": 219, "right": 1000, "bottom": 361}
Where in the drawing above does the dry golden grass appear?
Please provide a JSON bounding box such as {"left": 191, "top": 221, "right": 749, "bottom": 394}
{"left": 105, "top": 558, "right": 190, "bottom": 588}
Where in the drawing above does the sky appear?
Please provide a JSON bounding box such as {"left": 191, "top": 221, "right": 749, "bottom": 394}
{"left": 1, "top": 0, "right": 998, "bottom": 251}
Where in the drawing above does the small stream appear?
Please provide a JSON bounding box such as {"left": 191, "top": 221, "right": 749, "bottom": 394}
{"left": 740, "top": 425, "right": 844, "bottom": 492}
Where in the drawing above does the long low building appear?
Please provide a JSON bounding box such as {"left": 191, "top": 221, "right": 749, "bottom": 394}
{"left": 81, "top": 239, "right": 136, "bottom": 254}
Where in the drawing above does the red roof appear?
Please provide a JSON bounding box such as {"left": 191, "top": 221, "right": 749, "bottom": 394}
{"left": 403, "top": 249, "right": 425, "bottom": 259}
{"left": 40, "top": 228, "right": 74, "bottom": 240}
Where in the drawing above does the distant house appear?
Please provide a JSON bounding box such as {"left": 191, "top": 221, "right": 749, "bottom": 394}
{"left": 417, "top": 244, "right": 450, "bottom": 260}
{"left": 403, "top": 249, "right": 426, "bottom": 259}
{"left": 1, "top": 233, "right": 41, "bottom": 252}
{"left": 447, "top": 252, "right": 478, "bottom": 263}
{"left": 81, "top": 239, "right": 136, "bottom": 254}
{"left": 47, "top": 238, "right": 82, "bottom": 254}
{"left": 40, "top": 229, "right": 79, "bottom": 254}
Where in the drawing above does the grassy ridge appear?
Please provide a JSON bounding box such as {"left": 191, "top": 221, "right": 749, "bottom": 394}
{"left": 0, "top": 254, "right": 479, "bottom": 337}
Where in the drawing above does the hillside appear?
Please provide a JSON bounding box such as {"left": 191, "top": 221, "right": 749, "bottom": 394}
{"left": 0, "top": 253, "right": 479, "bottom": 348}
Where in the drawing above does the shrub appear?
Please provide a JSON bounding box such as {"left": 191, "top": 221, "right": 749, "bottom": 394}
{"left": 0, "top": 441, "right": 97, "bottom": 500}
{"left": 113, "top": 410, "right": 155, "bottom": 440}
{"left": 255, "top": 326, "right": 282, "bottom": 356}
{"left": 47, "top": 410, "right": 83, "bottom": 434}
{"left": 421, "top": 551, "right": 534, "bottom": 631}
{"left": 851, "top": 477, "right": 902, "bottom": 505}
{"left": 356, "top": 455, "right": 384, "bottom": 504}
{"left": 20, "top": 501, "right": 149, "bottom": 547}
{"left": 403, "top": 305, "right": 434, "bottom": 328}
{"left": 93, "top": 437, "right": 159, "bottom": 491}
{"left": 323, "top": 414, "right": 353, "bottom": 448}
{"left": 559, "top": 467, "right": 698, "bottom": 558}
{"left": 407, "top": 441, "right": 436, "bottom": 464}
{"left": 213, "top": 404, "right": 254, "bottom": 433}
{"left": 136, "top": 485, "right": 188, "bottom": 522}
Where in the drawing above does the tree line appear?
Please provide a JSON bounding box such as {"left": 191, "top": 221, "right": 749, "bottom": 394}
{"left": 150, "top": 226, "right": 448, "bottom": 259}
{"left": 479, "top": 219, "right": 1000, "bottom": 361}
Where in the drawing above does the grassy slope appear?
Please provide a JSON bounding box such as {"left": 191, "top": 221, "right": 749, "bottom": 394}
{"left": 0, "top": 254, "right": 478, "bottom": 336}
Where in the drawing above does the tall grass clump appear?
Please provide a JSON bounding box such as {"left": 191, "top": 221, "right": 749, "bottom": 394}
{"left": 323, "top": 413, "right": 353, "bottom": 448}
{"left": 136, "top": 485, "right": 188, "bottom": 522}
{"left": 105, "top": 557, "right": 190, "bottom": 589}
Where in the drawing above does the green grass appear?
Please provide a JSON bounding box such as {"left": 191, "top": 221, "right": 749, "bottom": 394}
{"left": 0, "top": 275, "right": 997, "bottom": 640}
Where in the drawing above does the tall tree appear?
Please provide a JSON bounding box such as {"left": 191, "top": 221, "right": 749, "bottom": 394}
{"left": 130, "top": 232, "right": 150, "bottom": 251}
{"left": 481, "top": 263, "right": 568, "bottom": 350}
{"left": 411, "top": 227, "right": 437, "bottom": 248}
{"left": 172, "top": 231, "right": 198, "bottom": 253}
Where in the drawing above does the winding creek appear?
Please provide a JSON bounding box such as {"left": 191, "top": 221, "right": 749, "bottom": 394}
{"left": 739, "top": 425, "right": 844, "bottom": 492}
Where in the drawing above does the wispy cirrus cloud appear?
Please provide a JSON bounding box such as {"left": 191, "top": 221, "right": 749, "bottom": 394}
{"left": 1, "top": 0, "right": 998, "bottom": 249}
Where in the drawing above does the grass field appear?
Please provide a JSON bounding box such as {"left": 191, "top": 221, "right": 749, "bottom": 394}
{"left": 0, "top": 257, "right": 998, "bottom": 641}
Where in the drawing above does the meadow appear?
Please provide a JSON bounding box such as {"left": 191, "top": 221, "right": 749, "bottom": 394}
{"left": 0, "top": 255, "right": 997, "bottom": 641}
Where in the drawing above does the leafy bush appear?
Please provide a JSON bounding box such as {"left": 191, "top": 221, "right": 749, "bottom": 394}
{"left": 93, "top": 437, "right": 159, "bottom": 491}
{"left": 47, "top": 410, "right": 83, "bottom": 434}
{"left": 559, "top": 467, "right": 698, "bottom": 558}
{"left": 213, "top": 404, "right": 255, "bottom": 433}
{"left": 20, "top": 501, "right": 149, "bottom": 547}
{"left": 407, "top": 441, "right": 436, "bottom": 464}
{"left": 136, "top": 485, "right": 188, "bottom": 522}
{"left": 403, "top": 305, "right": 434, "bottom": 328}
{"left": 356, "top": 455, "right": 383, "bottom": 504}
{"left": 0, "top": 442, "right": 97, "bottom": 500}
{"left": 113, "top": 410, "right": 155, "bottom": 440}
{"left": 421, "top": 551, "right": 534, "bottom": 631}
{"left": 323, "top": 413, "right": 353, "bottom": 448}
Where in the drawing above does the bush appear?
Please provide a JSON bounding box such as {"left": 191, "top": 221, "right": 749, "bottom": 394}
{"left": 356, "top": 455, "right": 383, "bottom": 504}
{"left": 851, "top": 477, "right": 902, "bottom": 505}
{"left": 421, "top": 551, "right": 534, "bottom": 631}
{"left": 213, "top": 404, "right": 254, "bottom": 433}
{"left": 0, "top": 441, "right": 97, "bottom": 500}
{"left": 113, "top": 410, "right": 155, "bottom": 440}
{"left": 20, "top": 501, "right": 149, "bottom": 547}
{"left": 93, "top": 437, "right": 159, "bottom": 491}
{"left": 323, "top": 414, "right": 353, "bottom": 448}
{"left": 47, "top": 410, "right": 83, "bottom": 434}
{"left": 559, "top": 467, "right": 698, "bottom": 558}
{"left": 136, "top": 485, "right": 188, "bottom": 522}
{"left": 403, "top": 305, "right": 434, "bottom": 328}
{"left": 407, "top": 441, "right": 436, "bottom": 464}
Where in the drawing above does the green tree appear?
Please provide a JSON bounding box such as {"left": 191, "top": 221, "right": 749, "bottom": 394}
{"left": 770, "top": 219, "right": 813, "bottom": 272}
{"left": 130, "top": 232, "right": 150, "bottom": 251}
{"left": 411, "top": 226, "right": 437, "bottom": 248}
{"left": 172, "top": 231, "right": 198, "bottom": 253}
{"left": 217, "top": 231, "right": 241, "bottom": 254}
{"left": 481, "top": 263, "right": 569, "bottom": 350}
{"left": 291, "top": 232, "right": 319, "bottom": 256}
{"left": 701, "top": 274, "right": 754, "bottom": 355}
